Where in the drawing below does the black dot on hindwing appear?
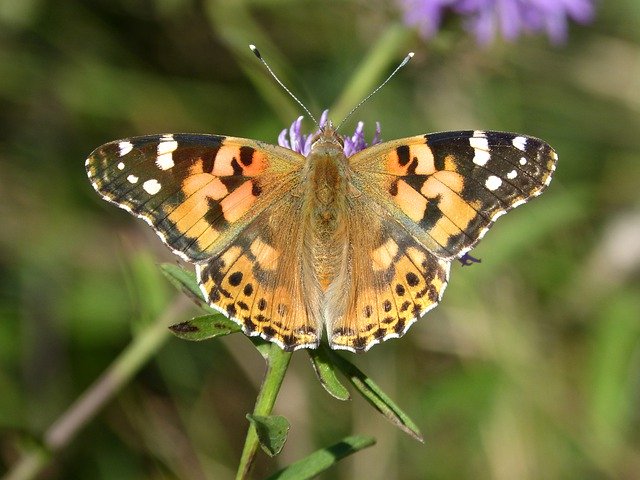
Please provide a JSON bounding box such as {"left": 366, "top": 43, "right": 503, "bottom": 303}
{"left": 228, "top": 271, "right": 243, "bottom": 286}
{"left": 406, "top": 272, "right": 420, "bottom": 286}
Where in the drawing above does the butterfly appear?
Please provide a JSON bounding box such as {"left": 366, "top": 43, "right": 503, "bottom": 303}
{"left": 86, "top": 121, "right": 557, "bottom": 352}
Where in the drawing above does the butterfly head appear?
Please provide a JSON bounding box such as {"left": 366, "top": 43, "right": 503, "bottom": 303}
{"left": 309, "top": 120, "right": 345, "bottom": 154}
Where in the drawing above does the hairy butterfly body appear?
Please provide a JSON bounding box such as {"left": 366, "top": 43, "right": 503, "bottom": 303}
{"left": 86, "top": 123, "right": 557, "bottom": 352}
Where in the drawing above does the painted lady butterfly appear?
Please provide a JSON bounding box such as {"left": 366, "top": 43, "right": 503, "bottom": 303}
{"left": 86, "top": 117, "right": 556, "bottom": 352}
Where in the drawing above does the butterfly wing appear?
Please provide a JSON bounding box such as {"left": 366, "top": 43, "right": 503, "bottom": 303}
{"left": 86, "top": 134, "right": 304, "bottom": 262}
{"left": 327, "top": 193, "right": 451, "bottom": 352}
{"left": 196, "top": 192, "right": 323, "bottom": 350}
{"left": 87, "top": 134, "right": 320, "bottom": 349}
{"left": 348, "top": 130, "right": 558, "bottom": 259}
{"left": 328, "top": 130, "right": 557, "bottom": 351}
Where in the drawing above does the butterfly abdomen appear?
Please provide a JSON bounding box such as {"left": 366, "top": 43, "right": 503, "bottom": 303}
{"left": 299, "top": 134, "right": 352, "bottom": 333}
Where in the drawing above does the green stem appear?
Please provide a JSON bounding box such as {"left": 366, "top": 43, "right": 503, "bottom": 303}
{"left": 330, "top": 23, "right": 413, "bottom": 122}
{"left": 3, "top": 296, "right": 192, "bottom": 480}
{"left": 236, "top": 345, "right": 293, "bottom": 480}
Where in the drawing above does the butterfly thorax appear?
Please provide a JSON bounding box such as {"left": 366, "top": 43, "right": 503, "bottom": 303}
{"left": 301, "top": 126, "right": 351, "bottom": 308}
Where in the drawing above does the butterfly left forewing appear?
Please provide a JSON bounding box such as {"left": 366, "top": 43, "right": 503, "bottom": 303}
{"left": 86, "top": 134, "right": 303, "bottom": 262}
{"left": 349, "top": 130, "right": 557, "bottom": 259}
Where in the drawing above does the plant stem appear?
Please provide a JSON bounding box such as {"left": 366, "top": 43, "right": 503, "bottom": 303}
{"left": 330, "top": 23, "right": 413, "bottom": 122}
{"left": 3, "top": 296, "right": 192, "bottom": 480}
{"left": 236, "top": 345, "right": 293, "bottom": 480}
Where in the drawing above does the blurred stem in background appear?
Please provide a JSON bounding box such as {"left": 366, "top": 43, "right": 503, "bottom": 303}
{"left": 330, "top": 23, "right": 413, "bottom": 122}
{"left": 3, "top": 296, "right": 193, "bottom": 480}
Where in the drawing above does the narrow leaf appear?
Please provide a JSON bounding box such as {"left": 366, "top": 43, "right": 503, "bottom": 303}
{"left": 169, "top": 314, "right": 241, "bottom": 341}
{"left": 307, "top": 348, "right": 350, "bottom": 401}
{"left": 327, "top": 347, "right": 424, "bottom": 442}
{"left": 246, "top": 414, "right": 290, "bottom": 457}
{"left": 265, "top": 435, "right": 375, "bottom": 480}
{"left": 160, "top": 263, "right": 208, "bottom": 307}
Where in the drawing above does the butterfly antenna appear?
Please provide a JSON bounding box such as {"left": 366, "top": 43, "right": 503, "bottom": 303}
{"left": 336, "top": 52, "right": 414, "bottom": 132}
{"left": 249, "top": 45, "right": 320, "bottom": 129}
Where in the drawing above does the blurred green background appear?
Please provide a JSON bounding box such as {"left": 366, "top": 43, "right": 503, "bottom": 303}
{"left": 1, "top": 1, "right": 640, "bottom": 479}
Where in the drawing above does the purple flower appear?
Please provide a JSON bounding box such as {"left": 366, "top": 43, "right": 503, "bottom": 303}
{"left": 278, "top": 110, "right": 382, "bottom": 157}
{"left": 399, "top": 0, "right": 595, "bottom": 44}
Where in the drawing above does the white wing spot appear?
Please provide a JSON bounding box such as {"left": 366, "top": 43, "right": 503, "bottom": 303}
{"left": 485, "top": 175, "right": 502, "bottom": 191}
{"left": 142, "top": 178, "right": 162, "bottom": 195}
{"left": 127, "top": 174, "right": 139, "bottom": 184}
{"left": 157, "top": 140, "right": 178, "bottom": 155}
{"left": 473, "top": 150, "right": 491, "bottom": 166}
{"left": 512, "top": 199, "right": 527, "bottom": 208}
{"left": 119, "top": 141, "right": 134, "bottom": 156}
{"left": 156, "top": 153, "right": 175, "bottom": 170}
{"left": 143, "top": 179, "right": 162, "bottom": 195}
{"left": 470, "top": 136, "right": 490, "bottom": 166}
{"left": 117, "top": 162, "right": 125, "bottom": 170}
{"left": 507, "top": 170, "right": 518, "bottom": 179}
{"left": 156, "top": 139, "right": 178, "bottom": 170}
{"left": 512, "top": 136, "right": 527, "bottom": 151}
{"left": 519, "top": 157, "right": 527, "bottom": 165}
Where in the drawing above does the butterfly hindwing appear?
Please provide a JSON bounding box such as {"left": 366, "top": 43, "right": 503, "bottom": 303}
{"left": 86, "top": 134, "right": 304, "bottom": 262}
{"left": 197, "top": 196, "right": 321, "bottom": 350}
{"left": 328, "top": 196, "right": 451, "bottom": 351}
{"left": 349, "top": 130, "right": 557, "bottom": 259}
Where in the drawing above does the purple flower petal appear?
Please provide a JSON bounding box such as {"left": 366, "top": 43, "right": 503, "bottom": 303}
{"left": 278, "top": 111, "right": 381, "bottom": 157}
{"left": 398, "top": 0, "right": 595, "bottom": 44}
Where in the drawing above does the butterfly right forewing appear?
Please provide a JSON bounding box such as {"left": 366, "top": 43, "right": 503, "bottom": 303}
{"left": 349, "top": 130, "right": 557, "bottom": 259}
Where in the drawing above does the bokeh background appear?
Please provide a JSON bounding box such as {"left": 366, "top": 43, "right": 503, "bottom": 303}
{"left": 2, "top": 1, "right": 640, "bottom": 479}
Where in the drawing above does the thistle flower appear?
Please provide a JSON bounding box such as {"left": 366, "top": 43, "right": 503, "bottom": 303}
{"left": 399, "top": 0, "right": 595, "bottom": 45}
{"left": 278, "top": 110, "right": 382, "bottom": 156}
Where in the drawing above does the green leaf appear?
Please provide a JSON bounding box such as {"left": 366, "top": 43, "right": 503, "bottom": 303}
{"left": 265, "top": 435, "right": 375, "bottom": 480}
{"left": 326, "top": 347, "right": 424, "bottom": 442}
{"left": 160, "top": 263, "right": 209, "bottom": 308}
{"left": 246, "top": 414, "right": 290, "bottom": 457}
{"left": 169, "top": 314, "right": 241, "bottom": 341}
{"left": 307, "top": 348, "right": 350, "bottom": 401}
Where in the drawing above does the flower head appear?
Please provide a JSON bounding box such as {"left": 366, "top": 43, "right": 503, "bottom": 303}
{"left": 278, "top": 110, "right": 382, "bottom": 157}
{"left": 399, "top": 0, "right": 595, "bottom": 45}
